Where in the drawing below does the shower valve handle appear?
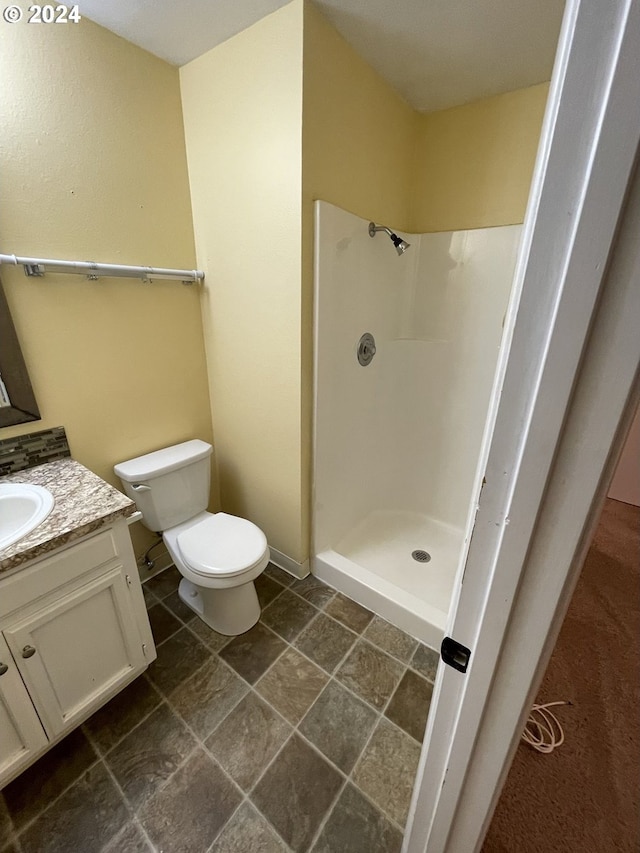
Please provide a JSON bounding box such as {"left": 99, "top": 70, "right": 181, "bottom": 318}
{"left": 357, "top": 333, "right": 377, "bottom": 366}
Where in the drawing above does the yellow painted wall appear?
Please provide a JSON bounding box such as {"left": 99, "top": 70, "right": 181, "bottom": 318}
{"left": 302, "top": 2, "right": 417, "bottom": 233}
{"left": 180, "top": 2, "right": 305, "bottom": 562}
{"left": 0, "top": 19, "right": 213, "bottom": 557}
{"left": 411, "top": 83, "right": 549, "bottom": 232}
{"left": 301, "top": 2, "right": 417, "bottom": 561}
{"left": 177, "top": 2, "right": 547, "bottom": 568}
{"left": 0, "top": 5, "right": 547, "bottom": 571}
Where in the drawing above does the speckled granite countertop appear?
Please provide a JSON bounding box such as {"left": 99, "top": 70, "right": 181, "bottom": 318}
{"left": 0, "top": 459, "right": 136, "bottom": 574}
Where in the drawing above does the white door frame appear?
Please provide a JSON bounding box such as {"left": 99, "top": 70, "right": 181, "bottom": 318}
{"left": 446, "top": 164, "right": 640, "bottom": 853}
{"left": 404, "top": 1, "right": 640, "bottom": 850}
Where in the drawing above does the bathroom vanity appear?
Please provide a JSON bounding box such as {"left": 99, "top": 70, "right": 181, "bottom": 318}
{"left": 0, "top": 459, "right": 156, "bottom": 788}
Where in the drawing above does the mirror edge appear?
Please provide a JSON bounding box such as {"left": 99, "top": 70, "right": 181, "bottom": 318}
{"left": 0, "top": 275, "right": 42, "bottom": 428}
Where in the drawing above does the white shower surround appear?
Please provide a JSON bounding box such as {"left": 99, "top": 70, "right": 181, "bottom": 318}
{"left": 312, "top": 201, "right": 521, "bottom": 647}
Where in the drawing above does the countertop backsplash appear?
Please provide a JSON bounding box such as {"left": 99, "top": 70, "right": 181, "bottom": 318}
{"left": 0, "top": 426, "right": 71, "bottom": 477}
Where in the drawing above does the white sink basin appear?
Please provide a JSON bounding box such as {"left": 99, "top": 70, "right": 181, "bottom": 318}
{"left": 0, "top": 483, "right": 55, "bottom": 551}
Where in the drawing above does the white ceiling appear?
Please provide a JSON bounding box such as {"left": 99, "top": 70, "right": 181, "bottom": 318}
{"left": 79, "top": 0, "right": 565, "bottom": 113}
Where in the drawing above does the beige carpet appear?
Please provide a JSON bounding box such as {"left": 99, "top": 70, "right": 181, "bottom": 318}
{"left": 483, "top": 498, "right": 640, "bottom": 853}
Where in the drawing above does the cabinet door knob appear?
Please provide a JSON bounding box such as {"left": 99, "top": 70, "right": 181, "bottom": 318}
{"left": 0, "top": 662, "right": 8, "bottom": 675}
{"left": 21, "top": 645, "right": 36, "bottom": 659}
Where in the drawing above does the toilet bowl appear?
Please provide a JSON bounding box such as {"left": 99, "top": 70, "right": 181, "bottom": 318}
{"left": 163, "top": 511, "right": 270, "bottom": 635}
{"left": 114, "top": 440, "right": 270, "bottom": 636}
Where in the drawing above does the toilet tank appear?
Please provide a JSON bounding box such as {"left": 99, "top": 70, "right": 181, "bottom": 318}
{"left": 114, "top": 440, "right": 212, "bottom": 532}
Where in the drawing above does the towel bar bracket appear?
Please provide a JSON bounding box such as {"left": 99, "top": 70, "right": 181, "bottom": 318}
{"left": 23, "top": 264, "right": 44, "bottom": 277}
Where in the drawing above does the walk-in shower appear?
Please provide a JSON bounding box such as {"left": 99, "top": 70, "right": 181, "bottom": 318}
{"left": 312, "top": 201, "right": 521, "bottom": 647}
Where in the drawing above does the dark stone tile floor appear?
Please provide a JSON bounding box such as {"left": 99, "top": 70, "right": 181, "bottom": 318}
{"left": 0, "top": 563, "right": 440, "bottom": 853}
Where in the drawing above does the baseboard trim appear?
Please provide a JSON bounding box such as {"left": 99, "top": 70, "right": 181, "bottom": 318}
{"left": 269, "top": 547, "right": 310, "bottom": 580}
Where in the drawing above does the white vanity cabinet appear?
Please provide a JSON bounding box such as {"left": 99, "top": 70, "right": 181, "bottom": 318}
{"left": 0, "top": 519, "right": 155, "bottom": 787}
{"left": 0, "top": 632, "right": 48, "bottom": 784}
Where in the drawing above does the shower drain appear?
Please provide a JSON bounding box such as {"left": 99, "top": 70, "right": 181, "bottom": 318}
{"left": 412, "top": 549, "right": 431, "bottom": 563}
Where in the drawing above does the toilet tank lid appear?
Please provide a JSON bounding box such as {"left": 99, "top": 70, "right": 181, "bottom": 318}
{"left": 114, "top": 439, "right": 212, "bottom": 482}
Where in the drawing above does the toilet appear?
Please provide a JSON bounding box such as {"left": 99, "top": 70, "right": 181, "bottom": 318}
{"left": 114, "top": 440, "right": 270, "bottom": 636}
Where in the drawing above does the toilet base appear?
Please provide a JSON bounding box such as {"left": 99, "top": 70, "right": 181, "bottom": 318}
{"left": 178, "top": 577, "right": 261, "bottom": 636}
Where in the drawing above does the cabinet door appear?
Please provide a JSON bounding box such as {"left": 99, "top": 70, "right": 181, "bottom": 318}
{"left": 3, "top": 565, "right": 147, "bottom": 739}
{"left": 0, "top": 633, "right": 48, "bottom": 785}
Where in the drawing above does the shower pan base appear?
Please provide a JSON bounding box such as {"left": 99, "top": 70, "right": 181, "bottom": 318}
{"left": 314, "top": 510, "right": 463, "bottom": 649}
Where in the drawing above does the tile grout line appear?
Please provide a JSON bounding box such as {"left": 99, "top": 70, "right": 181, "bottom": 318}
{"left": 287, "top": 599, "right": 437, "bottom": 732}
{"left": 144, "top": 568, "right": 427, "bottom": 842}
{"left": 303, "top": 775, "right": 351, "bottom": 853}
{"left": 151, "top": 561, "right": 439, "bottom": 661}
{"left": 203, "top": 796, "right": 252, "bottom": 853}
{"left": 165, "top": 565, "right": 426, "bottom": 841}
{"left": 9, "top": 752, "right": 104, "bottom": 845}
{"left": 141, "top": 634, "right": 288, "bottom": 839}
{"left": 7, "top": 567, "right": 419, "bottom": 853}
{"left": 5, "top": 701, "right": 172, "bottom": 851}
{"left": 0, "top": 792, "right": 20, "bottom": 853}
{"left": 241, "top": 729, "right": 331, "bottom": 852}
{"left": 253, "top": 614, "right": 422, "bottom": 832}
{"left": 242, "top": 696, "right": 408, "bottom": 844}
{"left": 285, "top": 581, "right": 439, "bottom": 683}
{"left": 103, "top": 816, "right": 155, "bottom": 853}
{"left": 204, "top": 794, "right": 296, "bottom": 853}
{"left": 256, "top": 618, "right": 433, "bottom": 749}
{"left": 238, "top": 637, "right": 411, "bottom": 837}
{"left": 292, "top": 671, "right": 410, "bottom": 834}
{"left": 2, "top": 817, "right": 22, "bottom": 853}
{"left": 151, "top": 565, "right": 438, "bottom": 683}
{"left": 197, "top": 699, "right": 295, "bottom": 852}
{"left": 193, "top": 640, "right": 315, "bottom": 848}
{"left": 147, "top": 693, "right": 248, "bottom": 803}
{"left": 225, "top": 583, "right": 421, "bottom": 750}
{"left": 143, "top": 606, "right": 266, "bottom": 821}
{"left": 249, "top": 589, "right": 378, "bottom": 696}
{"left": 85, "top": 689, "right": 164, "bottom": 761}
{"left": 148, "top": 572, "right": 431, "bottom": 754}
{"left": 150, "top": 577, "right": 413, "bottom": 843}
{"left": 274, "top": 618, "right": 411, "bottom": 725}
{"left": 91, "top": 630, "right": 251, "bottom": 849}
{"left": 82, "top": 725, "right": 158, "bottom": 853}
{"left": 147, "top": 599, "right": 196, "bottom": 645}
{"left": 196, "top": 606, "right": 369, "bottom": 850}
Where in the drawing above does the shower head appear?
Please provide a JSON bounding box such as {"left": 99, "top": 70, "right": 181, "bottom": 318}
{"left": 392, "top": 235, "right": 411, "bottom": 255}
{"left": 368, "top": 222, "right": 410, "bottom": 255}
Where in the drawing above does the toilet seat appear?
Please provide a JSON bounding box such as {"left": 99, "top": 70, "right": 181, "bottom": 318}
{"left": 176, "top": 512, "right": 268, "bottom": 579}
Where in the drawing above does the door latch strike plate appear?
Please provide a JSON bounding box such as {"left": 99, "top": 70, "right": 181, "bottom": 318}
{"left": 441, "top": 636, "right": 471, "bottom": 673}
